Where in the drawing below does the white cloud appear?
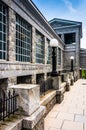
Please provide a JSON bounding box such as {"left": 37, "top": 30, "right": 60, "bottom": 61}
{"left": 62, "top": 0, "right": 77, "bottom": 13}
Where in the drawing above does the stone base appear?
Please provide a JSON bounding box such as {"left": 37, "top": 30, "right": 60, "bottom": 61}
{"left": 40, "top": 90, "right": 56, "bottom": 116}
{"left": 22, "top": 106, "right": 45, "bottom": 130}
{"left": 22, "top": 117, "right": 44, "bottom": 130}
{"left": 66, "top": 84, "right": 70, "bottom": 91}
{"left": 52, "top": 76, "right": 61, "bottom": 90}
{"left": 56, "top": 88, "right": 64, "bottom": 103}
{"left": 71, "top": 79, "right": 74, "bottom": 85}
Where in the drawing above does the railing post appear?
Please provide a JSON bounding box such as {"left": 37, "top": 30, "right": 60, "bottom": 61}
{"left": 0, "top": 99, "right": 2, "bottom": 121}
{"left": 8, "top": 91, "right": 10, "bottom": 117}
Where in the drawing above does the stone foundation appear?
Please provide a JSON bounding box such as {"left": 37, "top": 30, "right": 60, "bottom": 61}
{"left": 40, "top": 90, "right": 56, "bottom": 116}
{"left": 56, "top": 88, "right": 64, "bottom": 103}
{"left": 22, "top": 117, "right": 44, "bottom": 130}
{"left": 45, "top": 96, "right": 56, "bottom": 116}
{"left": 22, "top": 106, "right": 45, "bottom": 130}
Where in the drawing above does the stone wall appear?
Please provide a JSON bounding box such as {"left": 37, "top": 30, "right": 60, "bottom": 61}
{"left": 45, "top": 96, "right": 56, "bottom": 116}
{"left": 80, "top": 48, "right": 86, "bottom": 69}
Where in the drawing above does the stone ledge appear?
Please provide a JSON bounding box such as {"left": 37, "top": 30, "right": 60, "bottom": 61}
{"left": 56, "top": 87, "right": 64, "bottom": 103}
{"left": 22, "top": 106, "right": 46, "bottom": 129}
{"left": 40, "top": 90, "right": 56, "bottom": 106}
{"left": 56, "top": 87, "right": 65, "bottom": 94}
{"left": 0, "top": 116, "right": 23, "bottom": 130}
{"left": 61, "top": 82, "right": 66, "bottom": 88}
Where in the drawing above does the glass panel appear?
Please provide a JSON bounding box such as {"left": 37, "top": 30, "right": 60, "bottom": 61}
{"left": 0, "top": 3, "right": 2, "bottom": 12}
{"left": 0, "top": 32, "right": 2, "bottom": 40}
{"left": 0, "top": 41, "right": 2, "bottom": 50}
{"left": 3, "top": 52, "right": 5, "bottom": 59}
{"left": 0, "top": 13, "right": 2, "bottom": 22}
{"left": 3, "top": 24, "right": 6, "bottom": 32}
{"left": 3, "top": 6, "right": 6, "bottom": 14}
{"left": 0, "top": 23, "right": 2, "bottom": 31}
{"left": 3, "top": 34, "right": 6, "bottom": 41}
{"left": 0, "top": 51, "right": 2, "bottom": 59}
{"left": 3, "top": 15, "right": 6, "bottom": 24}
{"left": 3, "top": 42, "right": 6, "bottom": 50}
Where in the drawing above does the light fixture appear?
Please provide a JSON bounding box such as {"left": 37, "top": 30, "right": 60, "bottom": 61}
{"left": 70, "top": 56, "right": 74, "bottom": 72}
{"left": 70, "top": 56, "right": 74, "bottom": 60}
{"left": 50, "top": 39, "right": 58, "bottom": 47}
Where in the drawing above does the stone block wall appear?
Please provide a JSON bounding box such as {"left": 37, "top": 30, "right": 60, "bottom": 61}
{"left": 44, "top": 96, "right": 56, "bottom": 116}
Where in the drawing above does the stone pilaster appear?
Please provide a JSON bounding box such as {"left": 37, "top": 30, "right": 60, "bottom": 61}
{"left": 32, "top": 26, "right": 36, "bottom": 63}
{"left": 8, "top": 8, "right": 16, "bottom": 61}
{"left": 8, "top": 77, "right": 17, "bottom": 87}
{"left": 32, "top": 74, "right": 36, "bottom": 84}
{"left": 75, "top": 30, "right": 80, "bottom": 77}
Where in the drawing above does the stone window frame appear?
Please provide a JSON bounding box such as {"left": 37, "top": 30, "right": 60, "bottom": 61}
{"left": 58, "top": 47, "right": 61, "bottom": 65}
{"left": 16, "top": 14, "right": 32, "bottom": 62}
{"left": 0, "top": 1, "right": 7, "bottom": 60}
{"left": 35, "top": 30, "right": 45, "bottom": 64}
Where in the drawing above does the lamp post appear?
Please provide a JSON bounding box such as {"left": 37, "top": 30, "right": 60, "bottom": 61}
{"left": 80, "top": 68, "right": 82, "bottom": 78}
{"left": 50, "top": 39, "right": 58, "bottom": 76}
{"left": 70, "top": 56, "right": 74, "bottom": 72}
{"left": 70, "top": 56, "right": 74, "bottom": 84}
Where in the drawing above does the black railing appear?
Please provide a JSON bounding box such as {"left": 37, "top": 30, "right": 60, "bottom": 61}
{"left": 0, "top": 90, "right": 18, "bottom": 121}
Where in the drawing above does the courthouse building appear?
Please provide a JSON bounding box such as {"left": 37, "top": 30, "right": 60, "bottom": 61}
{"left": 0, "top": 0, "right": 83, "bottom": 95}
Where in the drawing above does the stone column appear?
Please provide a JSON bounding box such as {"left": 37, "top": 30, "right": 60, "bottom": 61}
{"left": 75, "top": 30, "right": 80, "bottom": 77}
{"left": 8, "top": 8, "right": 16, "bottom": 61}
{"left": 7, "top": 8, "right": 16, "bottom": 88}
{"left": 69, "top": 72, "right": 74, "bottom": 85}
{"left": 32, "top": 74, "right": 36, "bottom": 84}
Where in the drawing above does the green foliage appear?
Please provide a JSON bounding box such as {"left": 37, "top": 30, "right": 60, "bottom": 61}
{"left": 82, "top": 70, "right": 86, "bottom": 79}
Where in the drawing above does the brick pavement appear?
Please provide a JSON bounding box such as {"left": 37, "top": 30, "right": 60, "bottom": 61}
{"left": 44, "top": 79, "right": 86, "bottom": 130}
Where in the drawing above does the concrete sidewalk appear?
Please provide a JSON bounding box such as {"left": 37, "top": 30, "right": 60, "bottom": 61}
{"left": 44, "top": 79, "right": 86, "bottom": 130}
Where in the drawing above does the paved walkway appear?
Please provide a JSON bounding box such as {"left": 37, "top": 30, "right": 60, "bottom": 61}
{"left": 44, "top": 79, "right": 86, "bottom": 130}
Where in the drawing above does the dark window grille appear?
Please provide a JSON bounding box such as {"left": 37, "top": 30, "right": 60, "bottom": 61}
{"left": 36, "top": 30, "right": 45, "bottom": 64}
{"left": 64, "top": 32, "right": 76, "bottom": 44}
{"left": 36, "top": 74, "right": 53, "bottom": 95}
{"left": 0, "top": 2, "right": 7, "bottom": 60}
{"left": 16, "top": 14, "right": 32, "bottom": 62}
{"left": 0, "top": 90, "right": 18, "bottom": 121}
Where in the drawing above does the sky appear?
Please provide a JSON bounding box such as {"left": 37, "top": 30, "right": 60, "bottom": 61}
{"left": 32, "top": 0, "right": 86, "bottom": 49}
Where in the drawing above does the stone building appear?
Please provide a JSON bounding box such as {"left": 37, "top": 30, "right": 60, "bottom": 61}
{"left": 0, "top": 0, "right": 84, "bottom": 129}
{"left": 49, "top": 18, "right": 82, "bottom": 77}
{"left": 0, "top": 0, "right": 65, "bottom": 94}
